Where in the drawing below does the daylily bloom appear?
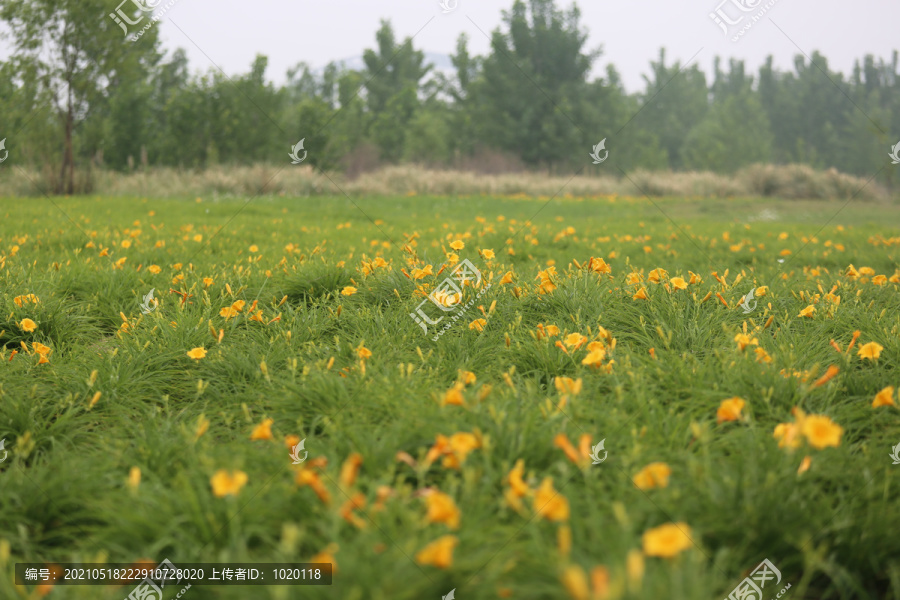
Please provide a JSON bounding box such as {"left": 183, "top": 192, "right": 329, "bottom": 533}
{"left": 534, "top": 477, "right": 570, "bottom": 521}
{"left": 210, "top": 469, "right": 248, "bottom": 497}
{"left": 642, "top": 522, "right": 693, "bottom": 558}
{"left": 18, "top": 318, "right": 37, "bottom": 333}
{"left": 716, "top": 397, "right": 745, "bottom": 423}
{"left": 632, "top": 462, "right": 671, "bottom": 490}
{"left": 802, "top": 415, "right": 843, "bottom": 449}
{"left": 250, "top": 418, "right": 274, "bottom": 441}
{"left": 554, "top": 377, "right": 583, "bottom": 396}
{"left": 670, "top": 277, "right": 688, "bottom": 290}
{"left": 341, "top": 286, "right": 357, "bottom": 296}
{"left": 857, "top": 341, "right": 883, "bottom": 360}
{"left": 187, "top": 347, "right": 207, "bottom": 360}
{"left": 633, "top": 287, "right": 648, "bottom": 300}
{"left": 450, "top": 240, "right": 465, "bottom": 250}
{"left": 469, "top": 318, "right": 487, "bottom": 332}
{"left": 872, "top": 386, "right": 895, "bottom": 408}
{"left": 424, "top": 490, "right": 460, "bottom": 529}
{"left": 734, "top": 333, "right": 758, "bottom": 351}
{"left": 415, "top": 535, "right": 458, "bottom": 569}
{"left": 798, "top": 305, "right": 816, "bottom": 318}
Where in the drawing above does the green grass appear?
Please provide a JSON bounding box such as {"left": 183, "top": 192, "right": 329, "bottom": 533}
{"left": 0, "top": 193, "right": 899, "bottom": 600}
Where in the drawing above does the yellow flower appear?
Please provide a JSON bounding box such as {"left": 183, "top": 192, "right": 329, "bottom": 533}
{"left": 18, "top": 318, "right": 37, "bottom": 333}
{"left": 340, "top": 452, "right": 363, "bottom": 488}
{"left": 450, "top": 240, "right": 465, "bottom": 250}
{"left": 670, "top": 277, "right": 688, "bottom": 290}
{"left": 642, "top": 522, "right": 693, "bottom": 558}
{"left": 798, "top": 305, "right": 816, "bottom": 318}
{"left": 210, "top": 469, "right": 248, "bottom": 497}
{"left": 857, "top": 341, "right": 883, "bottom": 360}
{"left": 357, "top": 345, "right": 372, "bottom": 359}
{"left": 284, "top": 434, "right": 301, "bottom": 449}
{"left": 554, "top": 377, "right": 583, "bottom": 396}
{"left": 249, "top": 245, "right": 259, "bottom": 252}
{"left": 415, "top": 535, "right": 458, "bottom": 569}
{"left": 565, "top": 333, "right": 587, "bottom": 349}
{"left": 250, "top": 418, "right": 274, "bottom": 441}
{"left": 424, "top": 490, "right": 460, "bottom": 529}
{"left": 507, "top": 459, "right": 530, "bottom": 498}
{"left": 733, "top": 333, "right": 758, "bottom": 351}
{"left": 31, "top": 342, "right": 51, "bottom": 356}
{"left": 872, "top": 386, "right": 895, "bottom": 408}
{"left": 773, "top": 422, "right": 802, "bottom": 449}
{"left": 632, "top": 287, "right": 648, "bottom": 300}
{"left": 561, "top": 565, "right": 589, "bottom": 600}
{"left": 469, "top": 318, "right": 487, "bottom": 332}
{"left": 582, "top": 348, "right": 606, "bottom": 366}
{"left": 187, "top": 347, "right": 207, "bottom": 360}
{"left": 797, "top": 455, "right": 812, "bottom": 475}
{"left": 426, "top": 432, "right": 481, "bottom": 469}
{"left": 480, "top": 249, "right": 495, "bottom": 260}
{"left": 310, "top": 544, "right": 338, "bottom": 574}
{"left": 801, "top": 415, "right": 843, "bottom": 449}
{"left": 648, "top": 268, "right": 668, "bottom": 283}
{"left": 148, "top": 265, "right": 162, "bottom": 274}
{"left": 458, "top": 370, "right": 476, "bottom": 385}
{"left": 128, "top": 467, "right": 141, "bottom": 491}
{"left": 716, "top": 397, "right": 745, "bottom": 423}
{"left": 534, "top": 477, "right": 570, "bottom": 521}
{"left": 341, "top": 286, "right": 357, "bottom": 296}
{"left": 499, "top": 271, "right": 514, "bottom": 285}
{"left": 443, "top": 384, "right": 465, "bottom": 406}
{"left": 632, "top": 462, "right": 671, "bottom": 490}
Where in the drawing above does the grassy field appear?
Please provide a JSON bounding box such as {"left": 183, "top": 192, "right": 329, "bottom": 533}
{"left": 0, "top": 192, "right": 899, "bottom": 600}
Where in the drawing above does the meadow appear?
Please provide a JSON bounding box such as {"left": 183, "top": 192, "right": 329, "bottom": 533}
{"left": 0, "top": 192, "right": 899, "bottom": 600}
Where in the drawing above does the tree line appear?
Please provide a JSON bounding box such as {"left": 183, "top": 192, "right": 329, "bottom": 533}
{"left": 1, "top": 0, "right": 898, "bottom": 193}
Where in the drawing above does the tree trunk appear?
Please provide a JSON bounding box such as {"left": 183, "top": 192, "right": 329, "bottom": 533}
{"left": 65, "top": 94, "right": 74, "bottom": 195}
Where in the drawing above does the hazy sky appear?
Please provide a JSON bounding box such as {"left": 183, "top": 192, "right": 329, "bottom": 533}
{"left": 142, "top": 0, "right": 900, "bottom": 92}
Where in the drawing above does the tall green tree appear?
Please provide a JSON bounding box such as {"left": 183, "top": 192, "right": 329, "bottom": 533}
{"left": 1, "top": 0, "right": 161, "bottom": 191}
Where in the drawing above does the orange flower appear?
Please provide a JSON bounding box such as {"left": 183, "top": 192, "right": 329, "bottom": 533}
{"left": 469, "top": 318, "right": 487, "bottom": 332}
{"left": 554, "top": 377, "right": 583, "bottom": 396}
{"left": 798, "top": 305, "right": 815, "bottom": 318}
{"left": 186, "top": 347, "right": 207, "bottom": 360}
{"left": 632, "top": 287, "right": 649, "bottom": 300}
{"left": 812, "top": 365, "right": 839, "bottom": 388}
{"left": 296, "top": 469, "right": 331, "bottom": 504}
{"left": 426, "top": 432, "right": 481, "bottom": 469}
{"left": 670, "top": 277, "right": 687, "bottom": 291}
{"left": 284, "top": 434, "right": 301, "bottom": 448}
{"left": 582, "top": 347, "right": 607, "bottom": 366}
{"left": 480, "top": 249, "right": 496, "bottom": 260}
{"left": 18, "top": 318, "right": 37, "bottom": 333}
{"left": 424, "top": 490, "right": 461, "bottom": 529}
{"left": 415, "top": 535, "right": 458, "bottom": 569}
{"left": 499, "top": 271, "right": 514, "bottom": 285}
{"left": 797, "top": 455, "right": 812, "bottom": 475}
{"left": 341, "top": 286, "right": 357, "bottom": 296}
{"left": 506, "top": 459, "right": 530, "bottom": 498}
{"left": 802, "top": 415, "right": 843, "bottom": 449}
{"left": 872, "top": 386, "right": 895, "bottom": 408}
{"left": 642, "top": 522, "right": 693, "bottom": 558}
{"left": 554, "top": 433, "right": 583, "bottom": 466}
{"left": 210, "top": 469, "right": 248, "bottom": 497}
{"left": 443, "top": 384, "right": 465, "bottom": 406}
{"left": 647, "top": 268, "right": 668, "bottom": 283}
{"left": 339, "top": 453, "right": 363, "bottom": 488}
{"left": 773, "top": 422, "right": 802, "bottom": 449}
{"left": 857, "top": 341, "right": 883, "bottom": 360}
{"left": 716, "top": 397, "right": 745, "bottom": 423}
{"left": 250, "top": 418, "right": 274, "bottom": 441}
{"left": 733, "top": 333, "right": 758, "bottom": 351}
{"left": 310, "top": 544, "right": 338, "bottom": 574}
{"left": 632, "top": 462, "right": 671, "bottom": 490}
{"left": 357, "top": 345, "right": 372, "bottom": 359}
{"left": 534, "top": 477, "right": 570, "bottom": 521}
{"left": 565, "top": 333, "right": 587, "bottom": 349}
{"left": 449, "top": 240, "right": 465, "bottom": 250}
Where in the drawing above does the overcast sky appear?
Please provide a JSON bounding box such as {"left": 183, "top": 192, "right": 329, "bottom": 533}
{"left": 141, "top": 0, "right": 899, "bottom": 92}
